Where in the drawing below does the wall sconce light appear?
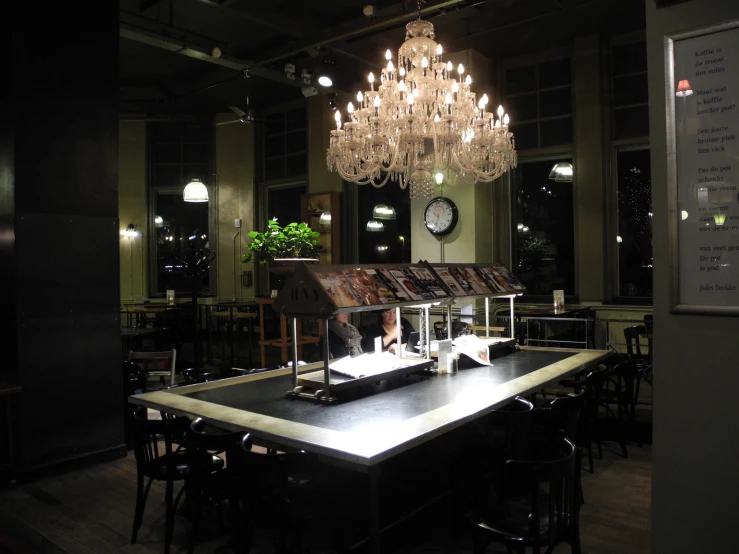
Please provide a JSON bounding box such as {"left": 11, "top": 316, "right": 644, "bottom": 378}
{"left": 616, "top": 235, "right": 623, "bottom": 243}
{"left": 681, "top": 210, "right": 689, "bottom": 220}
{"left": 713, "top": 213, "right": 727, "bottom": 225}
{"left": 548, "top": 162, "right": 573, "bottom": 182}
{"left": 675, "top": 79, "right": 693, "bottom": 97}
{"left": 435, "top": 172, "right": 444, "bottom": 185}
{"left": 154, "top": 215, "right": 164, "bottom": 226}
{"left": 372, "top": 204, "right": 396, "bottom": 220}
{"left": 367, "top": 219, "right": 384, "bottom": 232}
{"left": 319, "top": 211, "right": 332, "bottom": 226}
{"left": 183, "top": 178, "right": 209, "bottom": 202}
{"left": 120, "top": 224, "right": 140, "bottom": 238}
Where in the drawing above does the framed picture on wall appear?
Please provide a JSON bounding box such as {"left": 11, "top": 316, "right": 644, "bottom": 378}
{"left": 666, "top": 18, "right": 739, "bottom": 315}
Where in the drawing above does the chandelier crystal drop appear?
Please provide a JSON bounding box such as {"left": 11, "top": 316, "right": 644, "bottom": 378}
{"left": 326, "top": 17, "right": 517, "bottom": 199}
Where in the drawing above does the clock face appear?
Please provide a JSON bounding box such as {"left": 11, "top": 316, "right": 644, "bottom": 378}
{"left": 424, "top": 196, "right": 458, "bottom": 236}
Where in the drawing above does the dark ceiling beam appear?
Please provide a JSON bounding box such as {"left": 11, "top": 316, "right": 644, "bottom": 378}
{"left": 120, "top": 22, "right": 301, "bottom": 88}
{"left": 139, "top": 0, "right": 167, "bottom": 12}
{"left": 191, "top": 0, "right": 382, "bottom": 70}
{"left": 193, "top": 0, "right": 308, "bottom": 38}
{"left": 253, "top": 0, "right": 487, "bottom": 66}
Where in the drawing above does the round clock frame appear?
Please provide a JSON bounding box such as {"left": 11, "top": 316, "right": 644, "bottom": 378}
{"left": 423, "top": 196, "right": 459, "bottom": 237}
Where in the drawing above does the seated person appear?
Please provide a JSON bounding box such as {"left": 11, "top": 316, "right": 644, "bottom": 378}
{"left": 318, "top": 312, "right": 364, "bottom": 360}
{"left": 362, "top": 308, "right": 416, "bottom": 354}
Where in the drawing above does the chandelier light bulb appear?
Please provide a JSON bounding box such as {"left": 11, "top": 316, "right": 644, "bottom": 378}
{"left": 503, "top": 114, "right": 510, "bottom": 125}
{"left": 334, "top": 110, "right": 341, "bottom": 129}
{"left": 325, "top": 17, "right": 517, "bottom": 197}
{"left": 497, "top": 105, "right": 504, "bottom": 117}
{"left": 435, "top": 172, "right": 443, "bottom": 185}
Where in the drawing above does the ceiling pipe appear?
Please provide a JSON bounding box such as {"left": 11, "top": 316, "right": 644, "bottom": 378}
{"left": 253, "top": 0, "right": 487, "bottom": 67}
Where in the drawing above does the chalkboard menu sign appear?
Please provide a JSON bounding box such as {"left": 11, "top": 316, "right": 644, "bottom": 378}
{"left": 668, "top": 19, "right": 739, "bottom": 315}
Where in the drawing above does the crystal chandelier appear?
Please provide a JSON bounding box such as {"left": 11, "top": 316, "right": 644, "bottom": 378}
{"left": 326, "top": 13, "right": 516, "bottom": 199}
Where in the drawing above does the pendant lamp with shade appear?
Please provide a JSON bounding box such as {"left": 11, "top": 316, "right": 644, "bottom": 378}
{"left": 548, "top": 162, "right": 574, "bottom": 183}
{"left": 372, "top": 204, "right": 396, "bottom": 220}
{"left": 183, "top": 178, "right": 209, "bottom": 202}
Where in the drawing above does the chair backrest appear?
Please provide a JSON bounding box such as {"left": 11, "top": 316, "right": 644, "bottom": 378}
{"left": 130, "top": 407, "right": 190, "bottom": 473}
{"left": 547, "top": 388, "right": 586, "bottom": 444}
{"left": 489, "top": 396, "right": 534, "bottom": 460}
{"left": 502, "top": 438, "right": 580, "bottom": 550}
{"left": 623, "top": 325, "right": 646, "bottom": 357}
{"left": 129, "top": 349, "right": 177, "bottom": 385}
{"left": 238, "top": 433, "right": 308, "bottom": 514}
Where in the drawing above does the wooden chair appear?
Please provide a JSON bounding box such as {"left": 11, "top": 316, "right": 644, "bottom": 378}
{"left": 129, "top": 349, "right": 177, "bottom": 387}
{"left": 472, "top": 438, "right": 582, "bottom": 554}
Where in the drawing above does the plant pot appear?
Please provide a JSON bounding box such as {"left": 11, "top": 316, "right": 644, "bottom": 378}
{"left": 268, "top": 258, "right": 319, "bottom": 276}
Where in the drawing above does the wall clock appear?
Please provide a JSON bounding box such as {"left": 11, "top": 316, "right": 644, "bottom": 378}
{"left": 423, "top": 196, "right": 458, "bottom": 236}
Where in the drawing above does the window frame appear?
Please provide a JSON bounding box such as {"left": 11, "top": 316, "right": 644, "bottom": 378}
{"left": 503, "top": 53, "right": 574, "bottom": 153}
{"left": 146, "top": 120, "right": 217, "bottom": 297}
{"left": 509, "top": 152, "right": 578, "bottom": 303}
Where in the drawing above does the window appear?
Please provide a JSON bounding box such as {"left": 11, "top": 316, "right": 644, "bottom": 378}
{"left": 616, "top": 148, "right": 652, "bottom": 298}
{"left": 148, "top": 121, "right": 214, "bottom": 295}
{"left": 505, "top": 58, "right": 573, "bottom": 150}
{"left": 261, "top": 108, "right": 307, "bottom": 182}
{"left": 358, "top": 182, "right": 411, "bottom": 265}
{"left": 612, "top": 42, "right": 649, "bottom": 140}
{"left": 511, "top": 158, "right": 575, "bottom": 296}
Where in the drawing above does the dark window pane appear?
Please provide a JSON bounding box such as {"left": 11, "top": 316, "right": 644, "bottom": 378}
{"left": 617, "top": 149, "right": 652, "bottom": 297}
{"left": 154, "top": 123, "right": 182, "bottom": 142}
{"left": 539, "top": 58, "right": 571, "bottom": 88}
{"left": 539, "top": 88, "right": 572, "bottom": 118}
{"left": 506, "top": 93, "right": 538, "bottom": 122}
{"left": 153, "top": 143, "right": 181, "bottom": 164}
{"left": 153, "top": 165, "right": 182, "bottom": 187}
{"left": 506, "top": 65, "right": 537, "bottom": 94}
{"left": 286, "top": 130, "right": 306, "bottom": 154}
{"left": 183, "top": 143, "right": 210, "bottom": 162}
{"left": 265, "top": 118, "right": 284, "bottom": 136}
{"left": 285, "top": 153, "right": 306, "bottom": 177}
{"left": 183, "top": 122, "right": 210, "bottom": 142}
{"left": 511, "top": 158, "right": 575, "bottom": 295}
{"left": 265, "top": 134, "right": 286, "bottom": 157}
{"left": 613, "top": 42, "right": 647, "bottom": 76}
{"left": 541, "top": 118, "right": 573, "bottom": 147}
{"left": 614, "top": 106, "right": 650, "bottom": 139}
{"left": 286, "top": 108, "right": 307, "bottom": 130}
{"left": 264, "top": 157, "right": 285, "bottom": 181}
{"left": 182, "top": 165, "right": 209, "bottom": 183}
{"left": 614, "top": 73, "right": 648, "bottom": 107}
{"left": 153, "top": 192, "right": 211, "bottom": 294}
{"left": 358, "top": 180, "right": 411, "bottom": 265}
{"left": 510, "top": 122, "right": 538, "bottom": 150}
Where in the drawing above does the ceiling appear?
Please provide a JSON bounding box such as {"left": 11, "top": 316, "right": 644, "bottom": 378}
{"left": 119, "top": 0, "right": 646, "bottom": 118}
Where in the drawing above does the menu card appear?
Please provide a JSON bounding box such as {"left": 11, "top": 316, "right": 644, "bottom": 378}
{"left": 674, "top": 26, "right": 739, "bottom": 308}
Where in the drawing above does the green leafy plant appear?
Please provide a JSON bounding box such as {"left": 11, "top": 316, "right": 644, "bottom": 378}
{"left": 242, "top": 219, "right": 321, "bottom": 264}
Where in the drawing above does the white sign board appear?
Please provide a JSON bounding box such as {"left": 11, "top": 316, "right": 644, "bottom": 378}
{"left": 670, "top": 21, "right": 739, "bottom": 314}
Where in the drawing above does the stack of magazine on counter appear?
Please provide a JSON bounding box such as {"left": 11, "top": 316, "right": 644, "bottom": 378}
{"left": 452, "top": 335, "right": 494, "bottom": 366}
{"left": 328, "top": 352, "right": 414, "bottom": 379}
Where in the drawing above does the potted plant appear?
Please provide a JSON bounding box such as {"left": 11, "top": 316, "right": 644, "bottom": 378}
{"left": 242, "top": 219, "right": 321, "bottom": 274}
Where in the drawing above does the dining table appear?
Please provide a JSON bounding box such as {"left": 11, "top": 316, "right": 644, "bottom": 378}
{"left": 129, "top": 344, "right": 611, "bottom": 553}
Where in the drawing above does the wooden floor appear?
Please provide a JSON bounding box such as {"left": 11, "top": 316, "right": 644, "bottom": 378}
{"left": 0, "top": 436, "right": 651, "bottom": 554}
